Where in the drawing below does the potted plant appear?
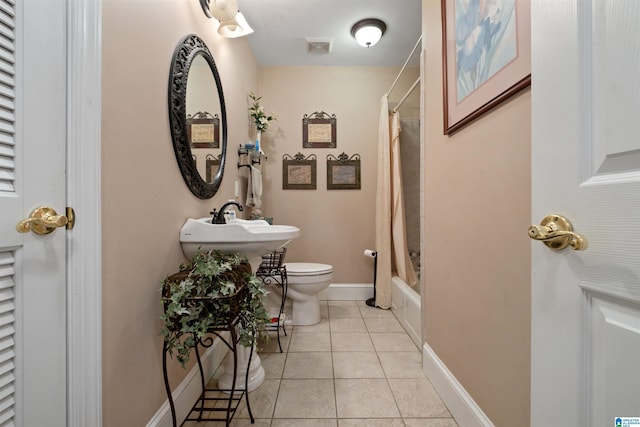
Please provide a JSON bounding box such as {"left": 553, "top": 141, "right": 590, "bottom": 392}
{"left": 161, "top": 250, "right": 270, "bottom": 367}
{"left": 249, "top": 91, "right": 276, "bottom": 135}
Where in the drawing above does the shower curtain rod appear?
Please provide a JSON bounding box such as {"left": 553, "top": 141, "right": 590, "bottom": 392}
{"left": 392, "top": 77, "right": 420, "bottom": 113}
{"left": 386, "top": 35, "right": 422, "bottom": 96}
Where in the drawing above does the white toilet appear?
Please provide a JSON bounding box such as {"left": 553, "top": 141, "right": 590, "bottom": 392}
{"left": 284, "top": 262, "right": 333, "bottom": 325}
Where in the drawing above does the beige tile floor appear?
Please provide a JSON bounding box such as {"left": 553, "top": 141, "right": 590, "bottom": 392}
{"left": 198, "top": 300, "right": 459, "bottom": 427}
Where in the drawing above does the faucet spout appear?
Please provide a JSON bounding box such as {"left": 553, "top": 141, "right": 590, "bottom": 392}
{"left": 211, "top": 201, "right": 244, "bottom": 224}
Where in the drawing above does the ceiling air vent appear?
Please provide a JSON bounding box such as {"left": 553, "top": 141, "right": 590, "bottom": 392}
{"left": 306, "top": 38, "right": 333, "bottom": 55}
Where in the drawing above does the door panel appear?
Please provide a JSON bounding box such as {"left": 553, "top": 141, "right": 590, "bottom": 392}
{"left": 0, "top": 0, "right": 67, "bottom": 425}
{"left": 588, "top": 1, "right": 640, "bottom": 175}
{"left": 532, "top": 0, "right": 640, "bottom": 426}
{"left": 587, "top": 294, "right": 640, "bottom": 423}
{"left": 0, "top": 251, "right": 16, "bottom": 423}
{"left": 591, "top": 1, "right": 640, "bottom": 170}
{"left": 0, "top": 0, "right": 23, "bottom": 422}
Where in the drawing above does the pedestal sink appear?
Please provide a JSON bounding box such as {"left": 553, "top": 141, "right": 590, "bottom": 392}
{"left": 180, "top": 218, "right": 300, "bottom": 262}
{"left": 179, "top": 218, "right": 300, "bottom": 392}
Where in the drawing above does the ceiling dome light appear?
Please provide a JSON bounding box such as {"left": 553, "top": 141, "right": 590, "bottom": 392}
{"left": 351, "top": 18, "right": 387, "bottom": 48}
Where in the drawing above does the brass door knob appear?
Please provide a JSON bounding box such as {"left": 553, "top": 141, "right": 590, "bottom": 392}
{"left": 16, "top": 206, "right": 72, "bottom": 235}
{"left": 528, "top": 214, "right": 588, "bottom": 251}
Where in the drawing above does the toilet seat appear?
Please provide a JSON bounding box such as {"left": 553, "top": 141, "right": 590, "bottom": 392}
{"left": 285, "top": 262, "right": 333, "bottom": 276}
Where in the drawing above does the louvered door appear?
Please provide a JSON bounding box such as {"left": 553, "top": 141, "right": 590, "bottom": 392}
{"left": 0, "top": 1, "right": 67, "bottom": 425}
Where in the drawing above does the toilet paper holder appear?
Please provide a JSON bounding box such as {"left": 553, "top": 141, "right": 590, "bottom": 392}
{"left": 364, "top": 249, "right": 378, "bottom": 307}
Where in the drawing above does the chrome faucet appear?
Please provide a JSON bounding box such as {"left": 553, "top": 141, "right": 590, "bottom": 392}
{"left": 210, "top": 201, "right": 244, "bottom": 224}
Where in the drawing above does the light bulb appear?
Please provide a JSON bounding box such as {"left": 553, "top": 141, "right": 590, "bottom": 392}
{"left": 355, "top": 26, "right": 382, "bottom": 47}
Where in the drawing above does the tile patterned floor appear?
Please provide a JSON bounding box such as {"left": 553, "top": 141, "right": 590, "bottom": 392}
{"left": 202, "top": 300, "right": 459, "bottom": 427}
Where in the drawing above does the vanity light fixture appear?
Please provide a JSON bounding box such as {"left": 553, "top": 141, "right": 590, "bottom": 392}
{"left": 199, "top": 0, "right": 254, "bottom": 38}
{"left": 218, "top": 11, "right": 254, "bottom": 38}
{"left": 350, "top": 18, "right": 387, "bottom": 48}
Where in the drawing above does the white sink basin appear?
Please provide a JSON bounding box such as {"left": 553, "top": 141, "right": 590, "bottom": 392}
{"left": 180, "top": 218, "right": 300, "bottom": 260}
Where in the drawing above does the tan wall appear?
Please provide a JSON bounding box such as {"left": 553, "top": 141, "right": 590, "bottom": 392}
{"left": 255, "top": 66, "right": 419, "bottom": 283}
{"left": 101, "top": 1, "right": 258, "bottom": 424}
{"left": 422, "top": 1, "right": 531, "bottom": 426}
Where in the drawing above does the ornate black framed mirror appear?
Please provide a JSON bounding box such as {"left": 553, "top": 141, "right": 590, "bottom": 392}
{"left": 168, "top": 34, "right": 227, "bottom": 199}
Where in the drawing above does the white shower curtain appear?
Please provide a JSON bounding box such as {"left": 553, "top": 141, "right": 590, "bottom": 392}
{"left": 390, "top": 111, "right": 417, "bottom": 288}
{"left": 375, "top": 97, "right": 417, "bottom": 308}
{"left": 375, "top": 95, "right": 392, "bottom": 308}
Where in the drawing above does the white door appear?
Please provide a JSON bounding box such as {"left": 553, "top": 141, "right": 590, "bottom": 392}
{"left": 531, "top": 1, "right": 640, "bottom": 426}
{"left": 0, "top": 1, "right": 67, "bottom": 425}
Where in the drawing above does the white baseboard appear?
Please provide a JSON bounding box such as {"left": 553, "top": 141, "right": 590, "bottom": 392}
{"left": 318, "top": 283, "right": 373, "bottom": 301}
{"left": 422, "top": 342, "right": 494, "bottom": 427}
{"left": 147, "top": 333, "right": 230, "bottom": 427}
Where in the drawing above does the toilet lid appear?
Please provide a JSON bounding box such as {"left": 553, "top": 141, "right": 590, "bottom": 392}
{"left": 284, "top": 262, "right": 333, "bottom": 276}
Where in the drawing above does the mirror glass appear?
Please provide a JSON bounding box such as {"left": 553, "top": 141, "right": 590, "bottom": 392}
{"left": 186, "top": 54, "right": 223, "bottom": 182}
{"left": 168, "top": 34, "right": 227, "bottom": 199}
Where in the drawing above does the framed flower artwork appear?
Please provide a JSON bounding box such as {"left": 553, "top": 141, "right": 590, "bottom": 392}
{"left": 442, "top": 0, "right": 531, "bottom": 134}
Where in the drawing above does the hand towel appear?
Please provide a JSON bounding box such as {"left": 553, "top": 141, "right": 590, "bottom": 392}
{"left": 244, "top": 165, "right": 254, "bottom": 207}
{"left": 251, "top": 165, "right": 262, "bottom": 208}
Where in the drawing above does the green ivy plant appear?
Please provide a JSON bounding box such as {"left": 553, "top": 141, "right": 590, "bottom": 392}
{"left": 161, "top": 250, "right": 270, "bottom": 367}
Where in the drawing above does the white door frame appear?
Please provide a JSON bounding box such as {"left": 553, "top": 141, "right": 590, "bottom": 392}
{"left": 66, "top": 0, "right": 102, "bottom": 425}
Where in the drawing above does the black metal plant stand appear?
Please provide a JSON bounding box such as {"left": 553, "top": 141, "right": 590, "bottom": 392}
{"left": 255, "top": 248, "right": 288, "bottom": 353}
{"left": 162, "top": 319, "right": 255, "bottom": 426}
{"left": 161, "top": 276, "right": 256, "bottom": 427}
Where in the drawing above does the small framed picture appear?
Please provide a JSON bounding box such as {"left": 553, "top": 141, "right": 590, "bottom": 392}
{"left": 205, "top": 154, "right": 222, "bottom": 182}
{"left": 303, "top": 111, "right": 336, "bottom": 148}
{"left": 187, "top": 111, "right": 220, "bottom": 148}
{"left": 283, "top": 153, "right": 317, "bottom": 190}
{"left": 327, "top": 153, "right": 361, "bottom": 190}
